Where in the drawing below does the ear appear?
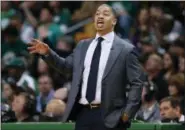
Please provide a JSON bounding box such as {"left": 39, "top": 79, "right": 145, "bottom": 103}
{"left": 174, "top": 106, "right": 181, "bottom": 115}
{"left": 112, "top": 18, "right": 117, "bottom": 26}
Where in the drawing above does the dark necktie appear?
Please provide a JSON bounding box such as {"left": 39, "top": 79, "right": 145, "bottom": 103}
{"left": 86, "top": 37, "right": 104, "bottom": 103}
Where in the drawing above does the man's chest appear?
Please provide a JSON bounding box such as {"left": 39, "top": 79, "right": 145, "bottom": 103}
{"left": 84, "top": 41, "right": 112, "bottom": 71}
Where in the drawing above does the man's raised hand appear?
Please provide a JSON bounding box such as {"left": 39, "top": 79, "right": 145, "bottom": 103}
{"left": 28, "top": 39, "right": 50, "bottom": 55}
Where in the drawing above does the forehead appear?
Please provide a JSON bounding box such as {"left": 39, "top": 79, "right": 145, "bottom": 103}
{"left": 96, "top": 5, "right": 112, "bottom": 12}
{"left": 15, "top": 95, "right": 25, "bottom": 102}
{"left": 39, "top": 76, "right": 49, "bottom": 81}
{"left": 160, "top": 101, "right": 171, "bottom": 108}
{"left": 3, "top": 83, "right": 11, "bottom": 88}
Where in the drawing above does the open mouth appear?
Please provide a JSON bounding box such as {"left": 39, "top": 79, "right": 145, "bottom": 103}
{"left": 97, "top": 21, "right": 104, "bottom": 27}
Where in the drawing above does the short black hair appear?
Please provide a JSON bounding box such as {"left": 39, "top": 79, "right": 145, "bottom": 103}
{"left": 4, "top": 24, "right": 19, "bottom": 37}
{"left": 11, "top": 13, "right": 24, "bottom": 24}
{"left": 160, "top": 97, "right": 181, "bottom": 109}
{"left": 97, "top": 4, "right": 117, "bottom": 18}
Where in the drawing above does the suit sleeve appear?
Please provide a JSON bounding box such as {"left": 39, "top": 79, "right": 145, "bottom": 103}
{"left": 42, "top": 41, "right": 83, "bottom": 75}
{"left": 124, "top": 47, "right": 143, "bottom": 120}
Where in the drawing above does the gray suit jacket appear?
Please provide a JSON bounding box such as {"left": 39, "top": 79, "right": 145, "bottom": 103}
{"left": 42, "top": 35, "right": 143, "bottom": 128}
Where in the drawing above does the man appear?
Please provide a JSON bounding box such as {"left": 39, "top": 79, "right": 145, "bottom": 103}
{"left": 36, "top": 74, "right": 55, "bottom": 113}
{"left": 12, "top": 92, "right": 36, "bottom": 122}
{"left": 160, "top": 97, "right": 185, "bottom": 123}
{"left": 145, "top": 53, "right": 169, "bottom": 101}
{"left": 28, "top": 4, "right": 143, "bottom": 130}
{"left": 135, "top": 79, "right": 161, "bottom": 123}
{"left": 37, "top": 8, "right": 62, "bottom": 46}
{"left": 10, "top": 14, "right": 35, "bottom": 44}
{"left": 2, "top": 24, "right": 27, "bottom": 58}
{"left": 5, "top": 58, "right": 37, "bottom": 93}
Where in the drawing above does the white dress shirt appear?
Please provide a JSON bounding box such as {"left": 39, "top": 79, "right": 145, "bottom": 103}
{"left": 179, "top": 115, "right": 185, "bottom": 122}
{"left": 79, "top": 31, "right": 115, "bottom": 105}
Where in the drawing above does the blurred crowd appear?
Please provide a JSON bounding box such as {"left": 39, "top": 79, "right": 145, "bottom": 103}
{"left": 1, "top": 1, "right": 185, "bottom": 123}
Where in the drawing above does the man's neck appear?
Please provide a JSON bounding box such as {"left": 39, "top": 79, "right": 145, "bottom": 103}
{"left": 42, "top": 91, "right": 50, "bottom": 97}
{"left": 97, "top": 29, "right": 113, "bottom": 36}
{"left": 16, "top": 113, "right": 29, "bottom": 122}
{"left": 144, "top": 100, "right": 156, "bottom": 109}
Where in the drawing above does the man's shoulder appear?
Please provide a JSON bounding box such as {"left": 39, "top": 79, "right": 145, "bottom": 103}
{"left": 116, "top": 36, "right": 134, "bottom": 52}
{"left": 76, "top": 38, "right": 94, "bottom": 48}
{"left": 79, "top": 38, "right": 94, "bottom": 44}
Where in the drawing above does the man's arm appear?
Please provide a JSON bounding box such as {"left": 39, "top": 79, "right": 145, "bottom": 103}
{"left": 42, "top": 41, "right": 83, "bottom": 75}
{"left": 28, "top": 39, "right": 83, "bottom": 75}
{"left": 122, "top": 48, "right": 143, "bottom": 121}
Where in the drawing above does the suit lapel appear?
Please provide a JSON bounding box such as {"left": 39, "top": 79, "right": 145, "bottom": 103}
{"left": 102, "top": 35, "right": 123, "bottom": 80}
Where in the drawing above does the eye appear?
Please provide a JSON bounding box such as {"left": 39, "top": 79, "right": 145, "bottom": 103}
{"left": 96, "top": 12, "right": 100, "bottom": 16}
{"left": 104, "top": 13, "right": 109, "bottom": 16}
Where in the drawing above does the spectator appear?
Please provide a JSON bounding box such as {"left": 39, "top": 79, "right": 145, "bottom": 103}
{"left": 49, "top": 1, "right": 71, "bottom": 32}
{"left": 37, "top": 58, "right": 50, "bottom": 76}
{"left": 168, "top": 73, "right": 185, "bottom": 115}
{"left": 168, "top": 73, "right": 185, "bottom": 99}
{"left": 71, "top": 1, "right": 97, "bottom": 22}
{"left": 2, "top": 78, "right": 17, "bottom": 106}
{"left": 160, "top": 97, "right": 185, "bottom": 122}
{"left": 162, "top": 52, "right": 179, "bottom": 81}
{"left": 1, "top": 1, "right": 16, "bottom": 30}
{"left": 132, "top": 8, "right": 150, "bottom": 46}
{"left": 145, "top": 53, "right": 169, "bottom": 101}
{"left": 5, "top": 58, "right": 38, "bottom": 93}
{"left": 135, "top": 80, "right": 161, "bottom": 123}
{"left": 169, "top": 38, "right": 185, "bottom": 57}
{"left": 37, "top": 8, "right": 62, "bottom": 47}
{"left": 1, "top": 78, "right": 17, "bottom": 123}
{"left": 19, "top": 1, "right": 44, "bottom": 28}
{"left": 2, "top": 24, "right": 27, "bottom": 58}
{"left": 10, "top": 14, "right": 35, "bottom": 44}
{"left": 39, "top": 99, "right": 66, "bottom": 121}
{"left": 36, "top": 74, "right": 55, "bottom": 113}
{"left": 55, "top": 35, "right": 75, "bottom": 57}
{"left": 12, "top": 92, "right": 37, "bottom": 122}
{"left": 179, "top": 55, "right": 185, "bottom": 73}
{"left": 150, "top": 4, "right": 184, "bottom": 37}
{"left": 1, "top": 77, "right": 17, "bottom": 123}
{"left": 110, "top": 1, "right": 133, "bottom": 39}
{"left": 138, "top": 36, "right": 156, "bottom": 55}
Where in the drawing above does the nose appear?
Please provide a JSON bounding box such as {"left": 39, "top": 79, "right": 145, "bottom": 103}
{"left": 97, "top": 13, "right": 104, "bottom": 19}
{"left": 161, "top": 112, "right": 165, "bottom": 116}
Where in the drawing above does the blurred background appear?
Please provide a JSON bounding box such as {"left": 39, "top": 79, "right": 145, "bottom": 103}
{"left": 1, "top": 1, "right": 185, "bottom": 123}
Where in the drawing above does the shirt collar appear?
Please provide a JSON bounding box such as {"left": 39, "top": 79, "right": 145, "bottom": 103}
{"left": 39, "top": 89, "right": 55, "bottom": 100}
{"left": 179, "top": 115, "right": 185, "bottom": 122}
{"left": 95, "top": 31, "right": 114, "bottom": 43}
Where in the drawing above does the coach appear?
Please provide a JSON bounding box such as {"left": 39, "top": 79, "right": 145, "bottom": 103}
{"left": 28, "top": 4, "right": 143, "bottom": 130}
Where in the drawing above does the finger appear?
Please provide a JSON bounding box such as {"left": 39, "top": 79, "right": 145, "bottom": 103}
{"left": 27, "top": 46, "right": 36, "bottom": 51}
{"left": 32, "top": 39, "right": 41, "bottom": 43}
{"left": 30, "top": 50, "right": 38, "bottom": 54}
{"left": 27, "top": 42, "right": 36, "bottom": 46}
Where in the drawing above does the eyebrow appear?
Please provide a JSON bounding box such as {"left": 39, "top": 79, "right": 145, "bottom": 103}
{"left": 96, "top": 10, "right": 110, "bottom": 14}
